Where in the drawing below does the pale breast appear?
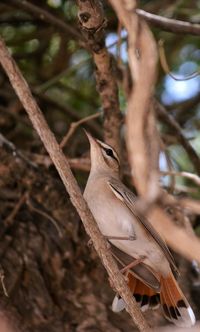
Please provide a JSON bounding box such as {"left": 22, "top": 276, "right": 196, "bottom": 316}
{"left": 84, "top": 175, "right": 170, "bottom": 276}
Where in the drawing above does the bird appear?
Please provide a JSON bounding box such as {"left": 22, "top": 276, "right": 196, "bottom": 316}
{"left": 83, "top": 131, "right": 196, "bottom": 328}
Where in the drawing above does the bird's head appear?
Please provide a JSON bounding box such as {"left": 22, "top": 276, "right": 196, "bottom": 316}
{"left": 84, "top": 130, "right": 120, "bottom": 175}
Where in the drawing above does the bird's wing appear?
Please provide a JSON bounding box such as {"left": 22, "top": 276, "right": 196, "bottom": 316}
{"left": 107, "top": 177, "right": 178, "bottom": 277}
{"left": 110, "top": 243, "right": 161, "bottom": 291}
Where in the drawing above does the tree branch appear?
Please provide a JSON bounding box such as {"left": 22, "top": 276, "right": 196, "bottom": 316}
{"left": 77, "top": 0, "right": 122, "bottom": 153}
{"left": 60, "top": 112, "right": 101, "bottom": 148}
{"left": 6, "top": 0, "right": 80, "bottom": 40}
{"left": 136, "top": 8, "right": 200, "bottom": 36}
{"left": 0, "top": 37, "right": 150, "bottom": 332}
{"left": 109, "top": 1, "right": 159, "bottom": 200}
{"left": 0, "top": 132, "right": 38, "bottom": 170}
{"left": 108, "top": 1, "right": 200, "bottom": 270}
{"left": 147, "top": 206, "right": 200, "bottom": 264}
{"left": 158, "top": 40, "right": 200, "bottom": 81}
{"left": 161, "top": 170, "right": 200, "bottom": 187}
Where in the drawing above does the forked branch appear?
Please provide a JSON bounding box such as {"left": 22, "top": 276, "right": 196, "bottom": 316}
{"left": 0, "top": 37, "right": 150, "bottom": 332}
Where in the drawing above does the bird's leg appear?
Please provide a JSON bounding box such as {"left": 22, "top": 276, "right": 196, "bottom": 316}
{"left": 120, "top": 256, "right": 146, "bottom": 274}
{"left": 108, "top": 254, "right": 145, "bottom": 289}
{"left": 104, "top": 235, "right": 136, "bottom": 241}
{"left": 88, "top": 234, "right": 136, "bottom": 250}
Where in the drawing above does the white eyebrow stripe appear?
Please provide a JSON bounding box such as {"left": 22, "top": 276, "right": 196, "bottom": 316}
{"left": 96, "top": 140, "right": 111, "bottom": 150}
{"left": 97, "top": 140, "right": 120, "bottom": 163}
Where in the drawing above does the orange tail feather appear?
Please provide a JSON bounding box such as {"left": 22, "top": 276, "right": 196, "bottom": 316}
{"left": 160, "top": 273, "right": 196, "bottom": 327}
{"left": 112, "top": 273, "right": 160, "bottom": 313}
{"left": 112, "top": 272, "right": 195, "bottom": 327}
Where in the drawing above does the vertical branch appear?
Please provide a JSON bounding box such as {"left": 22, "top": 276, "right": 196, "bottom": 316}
{"left": 0, "top": 37, "right": 150, "bottom": 332}
{"left": 108, "top": 0, "right": 158, "bottom": 198}
{"left": 77, "top": 0, "right": 122, "bottom": 153}
{"left": 144, "top": 107, "right": 160, "bottom": 203}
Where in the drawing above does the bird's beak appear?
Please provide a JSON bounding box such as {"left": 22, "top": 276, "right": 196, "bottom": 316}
{"left": 83, "top": 129, "right": 98, "bottom": 146}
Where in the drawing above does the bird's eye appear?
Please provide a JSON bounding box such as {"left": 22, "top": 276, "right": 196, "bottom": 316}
{"left": 105, "top": 148, "right": 114, "bottom": 157}
{"left": 102, "top": 146, "right": 119, "bottom": 164}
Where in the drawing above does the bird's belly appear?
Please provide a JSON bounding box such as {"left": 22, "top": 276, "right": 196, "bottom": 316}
{"left": 112, "top": 235, "right": 169, "bottom": 276}
{"left": 90, "top": 202, "right": 169, "bottom": 276}
{"left": 92, "top": 202, "right": 135, "bottom": 238}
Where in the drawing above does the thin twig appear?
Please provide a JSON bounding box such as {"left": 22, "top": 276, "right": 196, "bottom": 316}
{"left": 159, "top": 137, "right": 176, "bottom": 194}
{"left": 0, "top": 267, "right": 8, "bottom": 297}
{"left": 179, "top": 198, "right": 200, "bottom": 215}
{"left": 136, "top": 8, "right": 200, "bottom": 36}
{"left": 26, "top": 195, "right": 62, "bottom": 238}
{"left": 0, "top": 132, "right": 38, "bottom": 170}
{"left": 33, "top": 90, "right": 102, "bottom": 136}
{"left": 0, "top": 36, "right": 150, "bottom": 332}
{"left": 36, "top": 37, "right": 125, "bottom": 94}
{"left": 60, "top": 112, "right": 101, "bottom": 148}
{"left": 4, "top": 192, "right": 27, "bottom": 227}
{"left": 163, "top": 184, "right": 198, "bottom": 194}
{"left": 167, "top": 93, "right": 200, "bottom": 115}
{"left": 159, "top": 40, "right": 200, "bottom": 81}
{"left": 155, "top": 100, "right": 200, "bottom": 176}
{"left": 161, "top": 170, "right": 200, "bottom": 187}
{"left": 6, "top": 0, "right": 80, "bottom": 40}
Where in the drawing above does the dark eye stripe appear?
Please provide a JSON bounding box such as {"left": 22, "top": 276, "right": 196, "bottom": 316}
{"left": 103, "top": 147, "right": 119, "bottom": 164}
{"left": 96, "top": 139, "right": 120, "bottom": 165}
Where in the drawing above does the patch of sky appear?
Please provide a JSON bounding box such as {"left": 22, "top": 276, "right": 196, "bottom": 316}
{"left": 162, "top": 61, "right": 200, "bottom": 105}
{"left": 179, "top": 44, "right": 196, "bottom": 61}
{"left": 69, "top": 50, "right": 91, "bottom": 79}
{"left": 106, "top": 29, "right": 128, "bottom": 62}
{"left": 159, "top": 145, "right": 195, "bottom": 187}
{"left": 159, "top": 151, "right": 175, "bottom": 187}
{"left": 159, "top": 151, "right": 169, "bottom": 172}
{"left": 70, "top": 50, "right": 90, "bottom": 66}
{"left": 193, "top": 49, "right": 200, "bottom": 61}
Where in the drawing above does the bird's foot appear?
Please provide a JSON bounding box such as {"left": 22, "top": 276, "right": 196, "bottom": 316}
{"left": 120, "top": 256, "right": 146, "bottom": 274}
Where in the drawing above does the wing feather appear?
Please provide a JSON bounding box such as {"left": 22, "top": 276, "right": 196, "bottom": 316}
{"left": 107, "top": 177, "right": 178, "bottom": 277}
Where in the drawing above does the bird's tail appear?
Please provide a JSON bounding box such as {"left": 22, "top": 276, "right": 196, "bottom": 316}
{"left": 112, "top": 272, "right": 160, "bottom": 313}
{"left": 160, "top": 272, "right": 196, "bottom": 328}
{"left": 112, "top": 272, "right": 196, "bottom": 328}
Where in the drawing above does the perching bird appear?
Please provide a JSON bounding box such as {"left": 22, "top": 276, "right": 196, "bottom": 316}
{"left": 83, "top": 131, "right": 196, "bottom": 328}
